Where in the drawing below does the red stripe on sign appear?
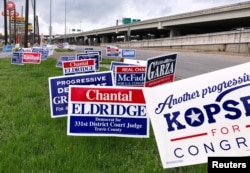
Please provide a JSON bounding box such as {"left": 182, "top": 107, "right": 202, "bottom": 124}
{"left": 116, "top": 66, "right": 146, "bottom": 73}
{"left": 63, "top": 59, "right": 94, "bottom": 68}
{"left": 145, "top": 75, "right": 174, "bottom": 87}
{"left": 171, "top": 132, "right": 208, "bottom": 142}
{"left": 70, "top": 87, "right": 145, "bottom": 104}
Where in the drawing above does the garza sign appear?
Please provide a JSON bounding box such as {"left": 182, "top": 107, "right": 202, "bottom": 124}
{"left": 143, "top": 62, "right": 250, "bottom": 169}
{"left": 145, "top": 53, "right": 177, "bottom": 87}
{"left": 67, "top": 86, "right": 149, "bottom": 138}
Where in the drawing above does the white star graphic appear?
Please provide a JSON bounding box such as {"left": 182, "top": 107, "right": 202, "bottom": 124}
{"left": 187, "top": 110, "right": 201, "bottom": 124}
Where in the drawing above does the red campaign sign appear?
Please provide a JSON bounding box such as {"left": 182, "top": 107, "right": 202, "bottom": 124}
{"left": 63, "top": 59, "right": 94, "bottom": 68}
{"left": 116, "top": 66, "right": 146, "bottom": 73}
{"left": 22, "top": 52, "right": 41, "bottom": 64}
{"left": 70, "top": 86, "right": 145, "bottom": 104}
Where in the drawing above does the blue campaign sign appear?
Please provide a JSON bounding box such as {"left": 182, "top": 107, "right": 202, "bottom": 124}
{"left": 67, "top": 86, "right": 149, "bottom": 138}
{"left": 145, "top": 53, "right": 177, "bottom": 87}
{"left": 77, "top": 53, "right": 100, "bottom": 71}
{"left": 32, "top": 47, "right": 49, "bottom": 60}
{"left": 115, "top": 65, "right": 146, "bottom": 87}
{"left": 11, "top": 52, "right": 23, "bottom": 65}
{"left": 69, "top": 116, "right": 148, "bottom": 136}
{"left": 2, "top": 45, "right": 13, "bottom": 53}
{"left": 48, "top": 71, "right": 114, "bottom": 118}
{"left": 85, "top": 50, "right": 102, "bottom": 62}
{"left": 56, "top": 56, "right": 76, "bottom": 68}
{"left": 120, "top": 49, "right": 136, "bottom": 58}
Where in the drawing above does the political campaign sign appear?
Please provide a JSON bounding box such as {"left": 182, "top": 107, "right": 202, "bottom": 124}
{"left": 56, "top": 56, "right": 76, "bottom": 68}
{"left": 2, "top": 45, "right": 13, "bottom": 53}
{"left": 115, "top": 66, "right": 146, "bottom": 87}
{"left": 76, "top": 53, "right": 100, "bottom": 71}
{"left": 119, "top": 49, "right": 136, "bottom": 58}
{"left": 22, "top": 52, "right": 41, "bottom": 64}
{"left": 85, "top": 50, "right": 102, "bottom": 62}
{"left": 106, "top": 45, "right": 119, "bottom": 57}
{"left": 67, "top": 85, "right": 149, "bottom": 138}
{"left": 48, "top": 71, "right": 114, "bottom": 118}
{"left": 63, "top": 59, "right": 95, "bottom": 75}
{"left": 19, "top": 48, "right": 32, "bottom": 52}
{"left": 142, "top": 62, "right": 250, "bottom": 169}
{"left": 11, "top": 52, "right": 23, "bottom": 65}
{"left": 145, "top": 53, "right": 177, "bottom": 87}
{"left": 32, "top": 47, "right": 49, "bottom": 60}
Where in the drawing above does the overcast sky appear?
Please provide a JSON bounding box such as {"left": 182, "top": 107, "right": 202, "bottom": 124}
{"left": 0, "top": 0, "right": 249, "bottom": 35}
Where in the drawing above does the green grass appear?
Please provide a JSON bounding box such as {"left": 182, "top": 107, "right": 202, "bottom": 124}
{"left": 54, "top": 48, "right": 76, "bottom": 52}
{"left": 0, "top": 57, "right": 207, "bottom": 173}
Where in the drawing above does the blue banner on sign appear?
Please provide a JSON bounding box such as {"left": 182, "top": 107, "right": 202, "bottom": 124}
{"left": 69, "top": 116, "right": 148, "bottom": 135}
{"left": 85, "top": 50, "right": 102, "bottom": 62}
{"left": 48, "top": 72, "right": 114, "bottom": 118}
{"left": 121, "top": 49, "right": 136, "bottom": 58}
{"left": 115, "top": 73, "right": 145, "bottom": 86}
{"left": 11, "top": 52, "right": 23, "bottom": 65}
{"left": 77, "top": 53, "right": 100, "bottom": 71}
{"left": 32, "top": 47, "right": 49, "bottom": 60}
{"left": 2, "top": 45, "right": 13, "bottom": 53}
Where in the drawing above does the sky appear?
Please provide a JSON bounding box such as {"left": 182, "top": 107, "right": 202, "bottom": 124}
{"left": 0, "top": 0, "right": 249, "bottom": 36}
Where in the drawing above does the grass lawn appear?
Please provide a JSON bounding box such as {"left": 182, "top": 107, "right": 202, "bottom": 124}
{"left": 0, "top": 56, "right": 207, "bottom": 173}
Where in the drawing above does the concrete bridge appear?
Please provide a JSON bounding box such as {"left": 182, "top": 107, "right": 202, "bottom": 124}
{"left": 53, "top": 1, "right": 250, "bottom": 54}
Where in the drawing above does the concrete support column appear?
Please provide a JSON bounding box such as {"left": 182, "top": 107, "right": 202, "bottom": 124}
{"left": 124, "top": 33, "right": 128, "bottom": 42}
{"left": 169, "top": 28, "right": 180, "bottom": 38}
{"left": 112, "top": 36, "right": 117, "bottom": 42}
{"left": 102, "top": 35, "right": 108, "bottom": 43}
{"left": 89, "top": 37, "right": 94, "bottom": 45}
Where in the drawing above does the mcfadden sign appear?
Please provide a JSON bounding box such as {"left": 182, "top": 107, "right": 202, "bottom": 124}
{"left": 143, "top": 62, "right": 250, "bottom": 169}
{"left": 67, "top": 86, "right": 149, "bottom": 138}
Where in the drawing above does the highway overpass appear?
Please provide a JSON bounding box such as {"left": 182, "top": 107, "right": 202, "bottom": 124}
{"left": 53, "top": 1, "right": 250, "bottom": 54}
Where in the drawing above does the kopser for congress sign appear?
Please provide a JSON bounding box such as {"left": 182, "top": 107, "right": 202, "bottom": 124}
{"left": 143, "top": 62, "right": 250, "bottom": 169}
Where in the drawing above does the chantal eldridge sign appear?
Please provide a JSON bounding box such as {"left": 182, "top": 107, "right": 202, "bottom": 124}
{"left": 143, "top": 62, "right": 250, "bottom": 169}
{"left": 67, "top": 86, "right": 149, "bottom": 138}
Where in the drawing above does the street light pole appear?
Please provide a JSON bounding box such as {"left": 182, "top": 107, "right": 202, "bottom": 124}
{"left": 24, "top": 0, "right": 29, "bottom": 47}
{"left": 64, "top": 0, "right": 67, "bottom": 42}
{"left": 4, "top": 0, "right": 8, "bottom": 45}
{"left": 49, "top": 0, "right": 52, "bottom": 44}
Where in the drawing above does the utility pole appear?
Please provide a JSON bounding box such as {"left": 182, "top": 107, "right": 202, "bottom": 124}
{"left": 33, "top": 0, "right": 36, "bottom": 45}
{"left": 24, "top": 0, "right": 29, "bottom": 47}
{"left": 4, "top": 0, "right": 8, "bottom": 45}
{"left": 64, "top": 0, "right": 67, "bottom": 42}
{"left": 49, "top": 0, "right": 52, "bottom": 44}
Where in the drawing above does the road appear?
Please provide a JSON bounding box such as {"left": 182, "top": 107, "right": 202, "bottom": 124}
{"left": 77, "top": 46, "right": 249, "bottom": 80}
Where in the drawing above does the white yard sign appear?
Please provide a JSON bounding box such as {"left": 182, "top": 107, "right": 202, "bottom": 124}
{"left": 143, "top": 62, "right": 250, "bottom": 169}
